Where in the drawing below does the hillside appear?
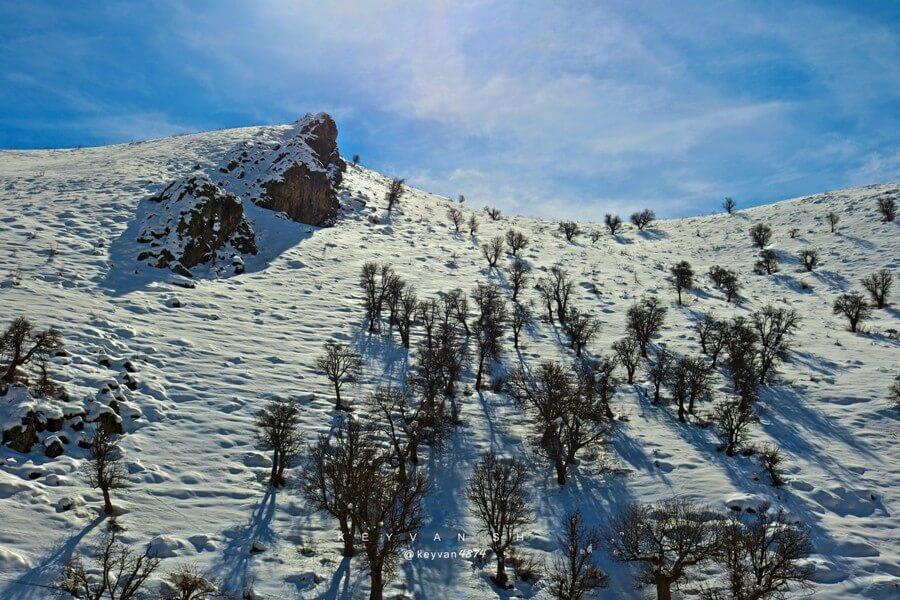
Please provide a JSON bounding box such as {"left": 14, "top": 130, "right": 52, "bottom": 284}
{"left": 0, "top": 122, "right": 898, "bottom": 600}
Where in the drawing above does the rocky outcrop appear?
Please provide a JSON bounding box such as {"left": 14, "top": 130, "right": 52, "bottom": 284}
{"left": 136, "top": 112, "right": 345, "bottom": 277}
{"left": 137, "top": 175, "right": 257, "bottom": 277}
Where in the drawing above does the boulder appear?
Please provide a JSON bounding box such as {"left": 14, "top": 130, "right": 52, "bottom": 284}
{"left": 2, "top": 423, "right": 38, "bottom": 453}
{"left": 44, "top": 436, "right": 64, "bottom": 458}
{"left": 137, "top": 175, "right": 258, "bottom": 276}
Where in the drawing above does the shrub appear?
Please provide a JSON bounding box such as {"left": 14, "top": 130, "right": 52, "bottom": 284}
{"left": 861, "top": 269, "right": 892, "bottom": 308}
{"left": 604, "top": 214, "right": 623, "bottom": 235}
{"left": 385, "top": 177, "right": 405, "bottom": 212}
{"left": 798, "top": 249, "right": 818, "bottom": 272}
{"left": 722, "top": 197, "right": 736, "bottom": 213}
{"left": 485, "top": 206, "right": 502, "bottom": 220}
{"left": 754, "top": 249, "right": 779, "bottom": 275}
{"left": 832, "top": 292, "right": 871, "bottom": 332}
{"left": 559, "top": 221, "right": 580, "bottom": 242}
{"left": 749, "top": 223, "right": 772, "bottom": 248}
{"left": 630, "top": 209, "right": 656, "bottom": 231}
{"left": 505, "top": 229, "right": 529, "bottom": 256}
{"left": 877, "top": 196, "right": 896, "bottom": 222}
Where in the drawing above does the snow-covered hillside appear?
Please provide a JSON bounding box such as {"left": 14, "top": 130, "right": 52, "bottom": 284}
{"left": 0, "top": 123, "right": 897, "bottom": 599}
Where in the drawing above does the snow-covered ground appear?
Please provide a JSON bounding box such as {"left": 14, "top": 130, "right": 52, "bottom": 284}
{"left": 0, "top": 124, "right": 897, "bottom": 599}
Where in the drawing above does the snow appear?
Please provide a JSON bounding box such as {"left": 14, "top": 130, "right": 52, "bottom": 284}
{"left": 0, "top": 122, "right": 898, "bottom": 598}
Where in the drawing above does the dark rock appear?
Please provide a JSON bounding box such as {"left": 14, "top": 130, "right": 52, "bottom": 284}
{"left": 44, "top": 438, "right": 64, "bottom": 458}
{"left": 3, "top": 423, "right": 38, "bottom": 453}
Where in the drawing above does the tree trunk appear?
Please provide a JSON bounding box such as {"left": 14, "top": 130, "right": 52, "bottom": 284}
{"left": 102, "top": 487, "right": 113, "bottom": 515}
{"left": 270, "top": 450, "right": 280, "bottom": 485}
{"left": 655, "top": 573, "right": 673, "bottom": 600}
{"left": 495, "top": 553, "right": 508, "bottom": 587}
{"left": 334, "top": 382, "right": 344, "bottom": 410}
{"left": 678, "top": 398, "right": 686, "bottom": 422}
{"left": 369, "top": 565, "right": 384, "bottom": 600}
{"left": 555, "top": 458, "right": 567, "bottom": 485}
{"left": 653, "top": 384, "right": 661, "bottom": 404}
{"left": 677, "top": 289, "right": 682, "bottom": 305}
{"left": 339, "top": 520, "right": 354, "bottom": 557}
{"left": 475, "top": 355, "right": 484, "bottom": 390}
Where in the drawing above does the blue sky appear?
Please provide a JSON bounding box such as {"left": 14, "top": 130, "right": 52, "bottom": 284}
{"left": 1, "top": 1, "right": 898, "bottom": 218}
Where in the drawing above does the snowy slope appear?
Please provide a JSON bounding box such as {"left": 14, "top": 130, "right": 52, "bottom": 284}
{"left": 0, "top": 124, "right": 898, "bottom": 599}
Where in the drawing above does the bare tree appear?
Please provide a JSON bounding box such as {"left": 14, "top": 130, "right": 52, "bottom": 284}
{"left": 752, "top": 306, "right": 800, "bottom": 384}
{"left": 670, "top": 261, "right": 694, "bottom": 305}
{"left": 466, "top": 453, "right": 532, "bottom": 588}
{"left": 300, "top": 416, "right": 380, "bottom": 557}
{"left": 563, "top": 305, "right": 600, "bottom": 357}
{"left": 704, "top": 506, "right": 812, "bottom": 600}
{"left": 560, "top": 221, "right": 580, "bottom": 242}
{"left": 372, "top": 386, "right": 453, "bottom": 484}
{"left": 626, "top": 297, "right": 667, "bottom": 357}
{"left": 668, "top": 355, "right": 712, "bottom": 422}
{"left": 60, "top": 529, "right": 161, "bottom": 600}
{"left": 353, "top": 462, "right": 429, "bottom": 600}
{"left": 613, "top": 336, "right": 641, "bottom": 384}
{"left": 759, "top": 444, "right": 784, "bottom": 487}
{"left": 316, "top": 341, "right": 363, "bottom": 410}
{"left": 708, "top": 265, "right": 729, "bottom": 288}
{"left": 508, "top": 361, "right": 609, "bottom": 484}
{"left": 507, "top": 258, "right": 531, "bottom": 302}
{"left": 360, "top": 262, "right": 399, "bottom": 332}
{"left": 395, "top": 285, "right": 418, "bottom": 348}
{"left": 630, "top": 209, "right": 656, "bottom": 231}
{"left": 255, "top": 399, "right": 302, "bottom": 486}
{"left": 833, "top": 292, "right": 871, "bottom": 332}
{"left": 877, "top": 196, "right": 896, "bottom": 222}
{"left": 749, "top": 224, "right": 772, "bottom": 249}
{"left": 861, "top": 269, "right": 892, "bottom": 308}
{"left": 754, "top": 249, "right": 779, "bottom": 275}
{"left": 164, "top": 564, "right": 218, "bottom": 600}
{"left": 604, "top": 213, "right": 623, "bottom": 235}
{"left": 714, "top": 400, "right": 754, "bottom": 457}
{"left": 85, "top": 426, "right": 129, "bottom": 515}
{"left": 826, "top": 211, "right": 840, "bottom": 233}
{"left": 482, "top": 236, "right": 505, "bottom": 268}
{"left": 589, "top": 230, "right": 602, "bottom": 244}
{"left": 798, "top": 249, "right": 818, "bottom": 272}
{"left": 720, "top": 271, "right": 741, "bottom": 303}
{"left": 472, "top": 283, "right": 508, "bottom": 390}
{"left": 789, "top": 227, "right": 799, "bottom": 239}
{"left": 445, "top": 288, "right": 471, "bottom": 336}
{"left": 723, "top": 197, "right": 736, "bottom": 214}
{"left": 505, "top": 229, "right": 529, "bottom": 256}
{"left": 605, "top": 498, "right": 720, "bottom": 600}
{"left": 548, "top": 510, "right": 608, "bottom": 600}
{"left": 447, "top": 206, "right": 463, "bottom": 232}
{"left": 647, "top": 348, "right": 673, "bottom": 404}
{"left": 468, "top": 213, "right": 479, "bottom": 236}
{"left": 694, "top": 312, "right": 720, "bottom": 355}
{"left": 511, "top": 302, "right": 533, "bottom": 350}
{"left": 485, "top": 206, "right": 502, "bottom": 220}
{"left": 548, "top": 265, "right": 574, "bottom": 324}
{"left": 725, "top": 318, "right": 760, "bottom": 407}
{"left": 385, "top": 177, "right": 405, "bottom": 212}
{"left": 0, "top": 316, "right": 63, "bottom": 384}
{"left": 536, "top": 278, "right": 556, "bottom": 323}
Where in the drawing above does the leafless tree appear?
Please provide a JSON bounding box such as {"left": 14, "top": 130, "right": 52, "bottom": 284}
{"left": 84, "top": 426, "right": 129, "bottom": 515}
{"left": 255, "top": 399, "right": 303, "bottom": 486}
{"left": 605, "top": 498, "right": 720, "bottom": 600}
{"left": 588, "top": 355, "right": 619, "bottom": 420}
{"left": 789, "top": 227, "right": 799, "bottom": 239}
{"left": 485, "top": 206, "right": 502, "bottom": 220}
{"left": 385, "top": 177, "right": 405, "bottom": 212}
{"left": 471, "top": 283, "right": 508, "bottom": 390}
{"left": 445, "top": 288, "right": 471, "bottom": 336}
{"left": 725, "top": 317, "right": 761, "bottom": 407}
{"left": 546, "top": 265, "right": 574, "bottom": 324}
{"left": 670, "top": 261, "right": 694, "bottom": 305}
{"left": 647, "top": 348, "right": 673, "bottom": 404}
{"left": 300, "top": 415, "right": 380, "bottom": 557}
{"left": 754, "top": 249, "right": 779, "bottom": 275}
{"left": 511, "top": 302, "right": 533, "bottom": 350}
{"left": 826, "top": 211, "right": 840, "bottom": 233}
{"left": 395, "top": 286, "right": 418, "bottom": 348}
{"left": 508, "top": 361, "right": 609, "bottom": 484}
{"left": 613, "top": 336, "right": 641, "bottom": 384}
{"left": 752, "top": 306, "right": 800, "bottom": 384}
{"left": 466, "top": 453, "right": 532, "bottom": 588}
{"left": 703, "top": 506, "right": 812, "bottom": 600}
{"left": 547, "top": 510, "right": 608, "bottom": 600}
{"left": 589, "top": 230, "right": 602, "bottom": 244}
{"left": 360, "top": 262, "right": 400, "bottom": 332}
{"left": 447, "top": 206, "right": 463, "bottom": 232}
{"left": 1, "top": 316, "right": 63, "bottom": 385}
{"left": 384, "top": 276, "right": 406, "bottom": 329}
{"left": 604, "top": 213, "right": 623, "bottom": 235}
{"left": 372, "top": 386, "right": 454, "bottom": 484}
{"left": 749, "top": 224, "right": 772, "bottom": 249}
{"left": 668, "top": 355, "right": 713, "bottom": 422}
{"left": 723, "top": 197, "right": 736, "bottom": 214}
{"left": 798, "top": 249, "right": 818, "bottom": 272}
{"left": 536, "top": 278, "right": 556, "bottom": 323}
{"left": 163, "top": 564, "right": 218, "bottom": 600}
{"left": 60, "top": 529, "right": 161, "bottom": 600}
{"left": 505, "top": 229, "right": 529, "bottom": 256}
{"left": 316, "top": 341, "right": 363, "bottom": 410}
{"left": 708, "top": 265, "right": 729, "bottom": 288}
{"left": 482, "top": 236, "right": 505, "bottom": 268}
{"left": 877, "top": 196, "right": 896, "bottom": 222}
{"left": 353, "top": 462, "right": 429, "bottom": 600}
{"left": 563, "top": 305, "right": 600, "bottom": 357}
{"left": 626, "top": 297, "right": 667, "bottom": 357}
{"left": 714, "top": 400, "right": 754, "bottom": 457}
{"left": 560, "top": 221, "right": 580, "bottom": 242}
{"left": 468, "top": 213, "right": 479, "bottom": 236}
{"left": 719, "top": 270, "right": 741, "bottom": 303}
{"left": 759, "top": 444, "right": 784, "bottom": 487}
{"left": 861, "top": 269, "right": 892, "bottom": 308}
{"left": 833, "top": 292, "right": 871, "bottom": 332}
{"left": 507, "top": 258, "right": 531, "bottom": 302}
{"left": 694, "top": 312, "right": 720, "bottom": 355}
{"left": 630, "top": 209, "right": 656, "bottom": 231}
